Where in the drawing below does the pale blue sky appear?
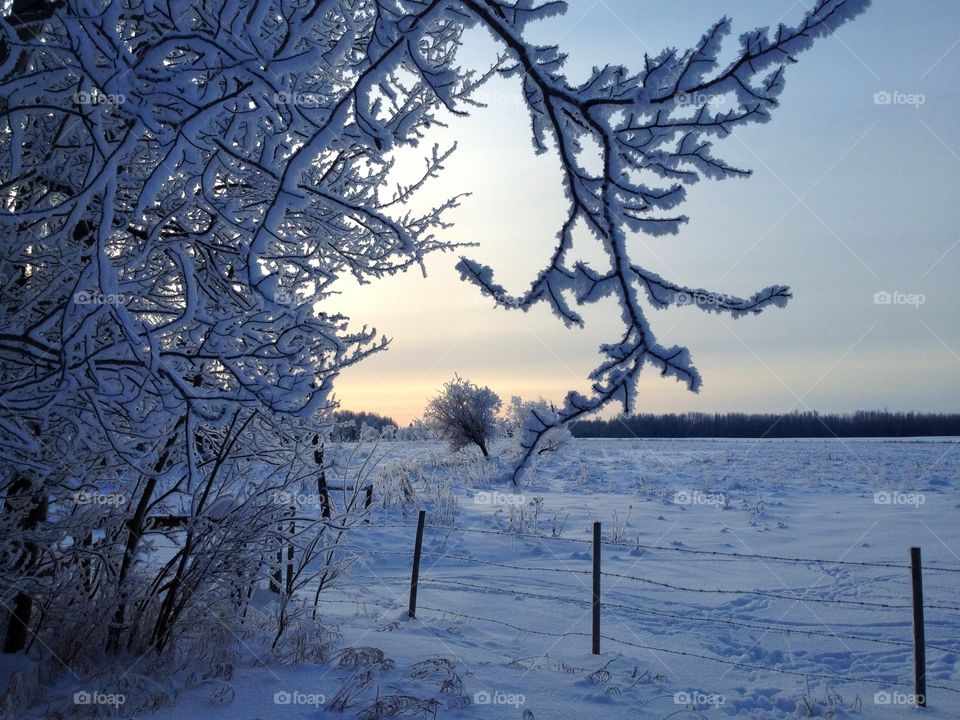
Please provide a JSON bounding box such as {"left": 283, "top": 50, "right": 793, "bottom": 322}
{"left": 334, "top": 0, "right": 960, "bottom": 425}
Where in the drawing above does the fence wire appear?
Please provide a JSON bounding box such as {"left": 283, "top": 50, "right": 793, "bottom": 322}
{"left": 340, "top": 519, "right": 960, "bottom": 698}
{"left": 368, "top": 522, "right": 960, "bottom": 573}
{"left": 411, "top": 605, "right": 960, "bottom": 696}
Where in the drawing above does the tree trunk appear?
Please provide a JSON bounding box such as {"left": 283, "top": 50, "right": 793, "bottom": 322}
{"left": 2, "top": 473, "right": 47, "bottom": 653}
{"left": 2, "top": 592, "right": 33, "bottom": 653}
{"left": 108, "top": 415, "right": 185, "bottom": 653}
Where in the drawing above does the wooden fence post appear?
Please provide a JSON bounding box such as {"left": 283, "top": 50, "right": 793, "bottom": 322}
{"left": 363, "top": 485, "right": 373, "bottom": 524}
{"left": 314, "top": 447, "right": 332, "bottom": 519}
{"left": 269, "top": 504, "right": 295, "bottom": 594}
{"left": 408, "top": 510, "right": 426, "bottom": 618}
{"left": 910, "top": 546, "right": 927, "bottom": 708}
{"left": 593, "top": 521, "right": 601, "bottom": 655}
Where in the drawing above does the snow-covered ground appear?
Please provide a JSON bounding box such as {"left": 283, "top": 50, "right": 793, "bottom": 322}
{"left": 143, "top": 438, "right": 960, "bottom": 719}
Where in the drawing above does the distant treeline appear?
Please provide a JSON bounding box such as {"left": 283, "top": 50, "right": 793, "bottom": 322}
{"left": 570, "top": 411, "right": 960, "bottom": 439}
{"left": 332, "top": 410, "right": 398, "bottom": 441}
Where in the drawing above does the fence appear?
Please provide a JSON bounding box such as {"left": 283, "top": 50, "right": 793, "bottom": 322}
{"left": 346, "top": 512, "right": 960, "bottom": 709}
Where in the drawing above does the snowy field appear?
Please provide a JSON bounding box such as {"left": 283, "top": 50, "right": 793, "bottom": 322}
{"left": 144, "top": 437, "right": 960, "bottom": 720}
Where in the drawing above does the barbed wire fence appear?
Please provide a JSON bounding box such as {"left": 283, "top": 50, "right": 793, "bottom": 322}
{"left": 331, "top": 513, "right": 960, "bottom": 708}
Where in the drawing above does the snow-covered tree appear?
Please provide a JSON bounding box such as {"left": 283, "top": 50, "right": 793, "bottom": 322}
{"left": 0, "top": 0, "right": 470, "bottom": 679}
{"left": 426, "top": 375, "right": 501, "bottom": 458}
{"left": 0, "top": 0, "right": 474, "bottom": 477}
{"left": 456, "top": 0, "right": 871, "bottom": 482}
{"left": 0, "top": 0, "right": 472, "bottom": 659}
{"left": 396, "top": 418, "right": 441, "bottom": 441}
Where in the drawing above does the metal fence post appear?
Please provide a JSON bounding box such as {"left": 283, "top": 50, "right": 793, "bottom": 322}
{"left": 408, "top": 510, "right": 426, "bottom": 618}
{"left": 910, "top": 547, "right": 927, "bottom": 708}
{"left": 593, "top": 521, "right": 601, "bottom": 655}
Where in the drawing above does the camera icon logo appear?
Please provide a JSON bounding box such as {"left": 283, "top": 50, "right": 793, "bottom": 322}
{"left": 873, "top": 291, "right": 892, "bottom": 305}
{"left": 873, "top": 91, "right": 892, "bottom": 105}
{"left": 474, "top": 690, "right": 492, "bottom": 705}
{"left": 274, "top": 691, "right": 292, "bottom": 704}
{"left": 74, "top": 691, "right": 92, "bottom": 705}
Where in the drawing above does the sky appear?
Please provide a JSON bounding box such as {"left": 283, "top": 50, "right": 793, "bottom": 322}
{"left": 331, "top": 0, "right": 960, "bottom": 427}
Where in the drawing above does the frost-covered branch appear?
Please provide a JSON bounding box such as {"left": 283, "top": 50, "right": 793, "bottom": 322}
{"left": 454, "top": 0, "right": 870, "bottom": 482}
{"left": 0, "top": 0, "right": 489, "bottom": 472}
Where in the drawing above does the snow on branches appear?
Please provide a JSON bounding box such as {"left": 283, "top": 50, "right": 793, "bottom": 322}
{"left": 0, "top": 0, "right": 487, "bottom": 664}
{"left": 454, "top": 0, "right": 870, "bottom": 482}
{"left": 426, "top": 375, "right": 502, "bottom": 458}
{"left": 0, "top": 0, "right": 484, "bottom": 473}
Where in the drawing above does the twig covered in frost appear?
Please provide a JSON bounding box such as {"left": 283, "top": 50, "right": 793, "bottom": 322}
{"left": 455, "top": 0, "right": 870, "bottom": 482}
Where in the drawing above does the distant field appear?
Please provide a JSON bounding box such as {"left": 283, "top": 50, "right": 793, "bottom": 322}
{"left": 148, "top": 437, "right": 960, "bottom": 720}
